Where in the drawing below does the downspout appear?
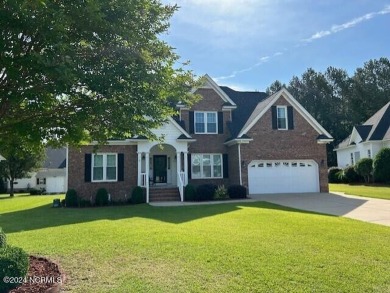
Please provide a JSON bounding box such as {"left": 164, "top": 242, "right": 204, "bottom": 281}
{"left": 238, "top": 143, "right": 242, "bottom": 186}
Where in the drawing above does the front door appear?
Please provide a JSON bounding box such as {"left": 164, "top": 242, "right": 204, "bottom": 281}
{"left": 153, "top": 155, "right": 167, "bottom": 183}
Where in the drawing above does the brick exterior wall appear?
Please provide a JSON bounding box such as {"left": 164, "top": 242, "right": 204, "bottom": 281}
{"left": 227, "top": 144, "right": 240, "bottom": 185}
{"left": 239, "top": 95, "right": 329, "bottom": 192}
{"left": 68, "top": 145, "right": 138, "bottom": 202}
{"left": 181, "top": 88, "right": 232, "bottom": 187}
{"left": 68, "top": 89, "right": 329, "bottom": 197}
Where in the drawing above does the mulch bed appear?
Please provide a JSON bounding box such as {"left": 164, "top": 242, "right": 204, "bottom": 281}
{"left": 9, "top": 256, "right": 65, "bottom": 293}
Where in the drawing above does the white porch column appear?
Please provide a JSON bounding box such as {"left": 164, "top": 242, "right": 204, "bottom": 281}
{"left": 176, "top": 151, "right": 181, "bottom": 184}
{"left": 145, "top": 152, "right": 150, "bottom": 203}
{"left": 137, "top": 152, "right": 142, "bottom": 186}
{"left": 183, "top": 151, "right": 188, "bottom": 185}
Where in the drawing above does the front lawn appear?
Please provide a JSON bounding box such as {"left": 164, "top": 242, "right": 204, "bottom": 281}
{"left": 1, "top": 196, "right": 389, "bottom": 292}
{"left": 330, "top": 183, "right": 390, "bottom": 200}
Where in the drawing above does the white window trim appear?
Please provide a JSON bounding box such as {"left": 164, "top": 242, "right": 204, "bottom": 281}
{"left": 92, "top": 153, "right": 118, "bottom": 182}
{"left": 191, "top": 153, "right": 223, "bottom": 179}
{"left": 276, "top": 106, "right": 288, "bottom": 130}
{"left": 194, "top": 111, "right": 218, "bottom": 134}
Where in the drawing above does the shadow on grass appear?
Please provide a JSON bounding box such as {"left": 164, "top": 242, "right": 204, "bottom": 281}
{"left": 0, "top": 200, "right": 333, "bottom": 233}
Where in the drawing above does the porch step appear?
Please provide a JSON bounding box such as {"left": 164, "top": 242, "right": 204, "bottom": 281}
{"left": 149, "top": 187, "right": 180, "bottom": 202}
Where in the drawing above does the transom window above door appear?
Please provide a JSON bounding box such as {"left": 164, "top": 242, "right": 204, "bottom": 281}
{"left": 194, "top": 111, "right": 217, "bottom": 134}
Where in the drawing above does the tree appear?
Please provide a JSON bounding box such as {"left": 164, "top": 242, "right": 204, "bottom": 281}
{"left": 373, "top": 148, "right": 390, "bottom": 182}
{"left": 0, "top": 139, "right": 45, "bottom": 196}
{"left": 265, "top": 80, "right": 285, "bottom": 95}
{"left": 349, "top": 58, "right": 390, "bottom": 126}
{"left": 0, "top": 0, "right": 198, "bottom": 146}
{"left": 355, "top": 158, "right": 373, "bottom": 183}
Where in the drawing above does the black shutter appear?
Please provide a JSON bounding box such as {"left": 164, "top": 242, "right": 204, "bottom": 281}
{"left": 118, "top": 153, "right": 124, "bottom": 181}
{"left": 271, "top": 106, "right": 277, "bottom": 129}
{"left": 218, "top": 112, "right": 224, "bottom": 134}
{"left": 189, "top": 111, "right": 194, "bottom": 134}
{"left": 188, "top": 154, "right": 192, "bottom": 179}
{"left": 85, "top": 154, "right": 92, "bottom": 182}
{"left": 223, "top": 154, "right": 229, "bottom": 178}
{"left": 287, "top": 106, "right": 294, "bottom": 130}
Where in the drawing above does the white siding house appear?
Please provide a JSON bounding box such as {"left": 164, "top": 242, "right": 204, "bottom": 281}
{"left": 335, "top": 102, "right": 390, "bottom": 167}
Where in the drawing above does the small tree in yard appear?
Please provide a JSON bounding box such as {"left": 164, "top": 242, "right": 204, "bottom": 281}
{"left": 355, "top": 158, "right": 373, "bottom": 183}
{"left": 0, "top": 139, "right": 45, "bottom": 197}
{"left": 373, "top": 148, "right": 390, "bottom": 182}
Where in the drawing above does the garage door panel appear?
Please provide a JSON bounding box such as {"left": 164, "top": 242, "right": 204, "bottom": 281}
{"left": 248, "top": 160, "right": 319, "bottom": 194}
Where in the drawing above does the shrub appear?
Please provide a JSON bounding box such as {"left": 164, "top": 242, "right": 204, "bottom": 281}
{"left": 0, "top": 228, "right": 6, "bottom": 248}
{"left": 355, "top": 158, "right": 373, "bottom": 183}
{"left": 29, "top": 188, "right": 42, "bottom": 195}
{"left": 60, "top": 199, "right": 66, "bottom": 207}
{"left": 328, "top": 167, "right": 343, "bottom": 183}
{"left": 227, "top": 185, "right": 247, "bottom": 199}
{"left": 373, "top": 147, "right": 390, "bottom": 182}
{"left": 195, "top": 184, "right": 217, "bottom": 201}
{"left": 131, "top": 186, "right": 146, "bottom": 204}
{"left": 343, "top": 166, "right": 361, "bottom": 183}
{"left": 184, "top": 184, "right": 196, "bottom": 201}
{"left": 65, "top": 189, "right": 78, "bottom": 207}
{"left": 0, "top": 245, "right": 29, "bottom": 292}
{"left": 336, "top": 170, "right": 346, "bottom": 183}
{"left": 95, "top": 188, "right": 109, "bottom": 206}
{"left": 79, "top": 199, "right": 92, "bottom": 208}
{"left": 214, "top": 185, "right": 228, "bottom": 200}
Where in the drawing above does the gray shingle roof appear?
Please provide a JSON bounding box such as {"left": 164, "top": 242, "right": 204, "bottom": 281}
{"left": 44, "top": 148, "right": 66, "bottom": 169}
{"left": 220, "top": 86, "right": 268, "bottom": 139}
{"left": 337, "top": 101, "right": 390, "bottom": 148}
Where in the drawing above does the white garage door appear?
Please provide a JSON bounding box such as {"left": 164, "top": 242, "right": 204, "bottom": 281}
{"left": 248, "top": 160, "right": 319, "bottom": 194}
{"left": 46, "top": 177, "right": 66, "bottom": 193}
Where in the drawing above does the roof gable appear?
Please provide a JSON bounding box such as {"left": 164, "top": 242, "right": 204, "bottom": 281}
{"left": 237, "top": 88, "right": 333, "bottom": 139}
{"left": 150, "top": 117, "right": 192, "bottom": 139}
{"left": 348, "top": 127, "right": 363, "bottom": 145}
{"left": 367, "top": 102, "right": 390, "bottom": 140}
{"left": 193, "top": 74, "right": 237, "bottom": 106}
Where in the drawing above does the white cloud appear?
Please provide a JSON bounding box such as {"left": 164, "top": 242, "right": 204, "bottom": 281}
{"left": 304, "top": 5, "right": 390, "bottom": 42}
{"left": 216, "top": 4, "right": 390, "bottom": 81}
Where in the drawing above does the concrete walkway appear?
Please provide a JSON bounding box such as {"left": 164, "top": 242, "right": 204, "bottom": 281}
{"left": 151, "top": 192, "right": 390, "bottom": 227}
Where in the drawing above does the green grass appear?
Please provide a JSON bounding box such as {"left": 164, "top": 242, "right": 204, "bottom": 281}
{"left": 1, "top": 196, "right": 389, "bottom": 292}
{"left": 330, "top": 183, "right": 390, "bottom": 200}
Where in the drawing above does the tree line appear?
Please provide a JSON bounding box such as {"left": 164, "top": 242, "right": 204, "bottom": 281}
{"left": 266, "top": 57, "right": 390, "bottom": 166}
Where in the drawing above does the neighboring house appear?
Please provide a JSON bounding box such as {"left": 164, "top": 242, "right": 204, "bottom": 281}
{"left": 8, "top": 148, "right": 67, "bottom": 193}
{"left": 335, "top": 102, "right": 390, "bottom": 168}
{"left": 67, "top": 75, "right": 333, "bottom": 202}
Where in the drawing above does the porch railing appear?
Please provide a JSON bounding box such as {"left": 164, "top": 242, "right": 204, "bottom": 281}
{"left": 177, "top": 171, "right": 185, "bottom": 202}
{"left": 140, "top": 172, "right": 149, "bottom": 203}
{"left": 140, "top": 173, "right": 147, "bottom": 187}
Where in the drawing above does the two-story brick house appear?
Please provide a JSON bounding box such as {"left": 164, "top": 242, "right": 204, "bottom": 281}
{"left": 67, "top": 75, "right": 333, "bottom": 202}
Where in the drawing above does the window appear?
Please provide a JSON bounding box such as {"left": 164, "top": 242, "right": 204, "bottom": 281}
{"left": 36, "top": 178, "right": 46, "bottom": 185}
{"left": 194, "top": 112, "right": 217, "bottom": 134}
{"left": 277, "top": 106, "right": 287, "bottom": 130}
{"left": 92, "top": 153, "right": 117, "bottom": 182}
{"left": 367, "top": 149, "right": 371, "bottom": 158}
{"left": 354, "top": 151, "right": 360, "bottom": 163}
{"left": 350, "top": 153, "right": 354, "bottom": 165}
{"left": 191, "top": 154, "right": 222, "bottom": 179}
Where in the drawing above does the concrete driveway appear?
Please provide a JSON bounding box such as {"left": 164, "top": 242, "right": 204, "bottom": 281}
{"left": 251, "top": 192, "right": 390, "bottom": 227}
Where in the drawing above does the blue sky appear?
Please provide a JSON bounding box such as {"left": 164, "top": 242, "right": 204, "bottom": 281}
{"left": 162, "top": 1, "right": 390, "bottom": 91}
